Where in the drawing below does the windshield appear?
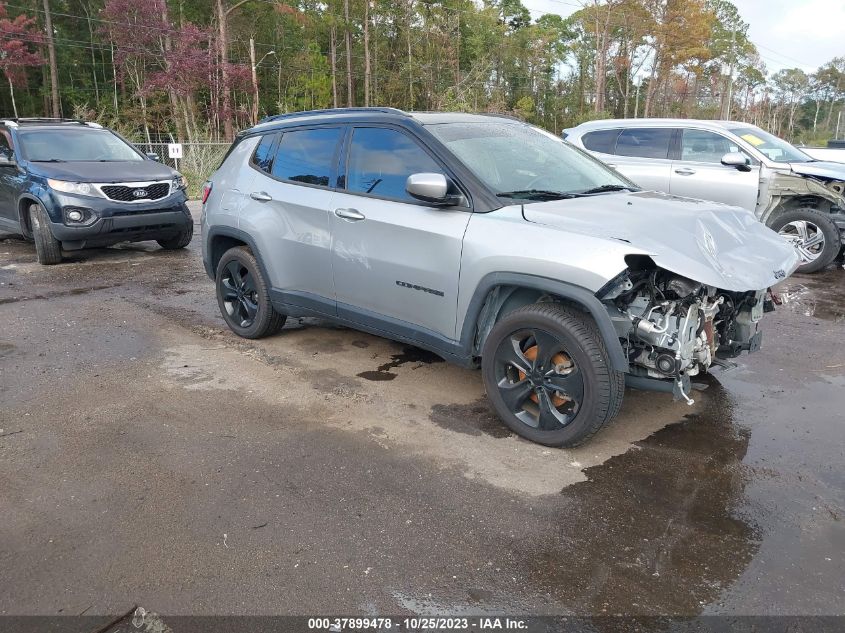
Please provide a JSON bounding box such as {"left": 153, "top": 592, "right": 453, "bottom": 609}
{"left": 17, "top": 128, "right": 144, "bottom": 162}
{"left": 425, "top": 121, "right": 635, "bottom": 200}
{"left": 728, "top": 126, "right": 813, "bottom": 163}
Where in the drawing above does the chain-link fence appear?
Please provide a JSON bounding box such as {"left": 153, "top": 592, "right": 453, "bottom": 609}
{"left": 132, "top": 142, "right": 231, "bottom": 198}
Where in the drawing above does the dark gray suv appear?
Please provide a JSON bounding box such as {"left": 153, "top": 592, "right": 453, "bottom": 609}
{"left": 0, "top": 118, "right": 192, "bottom": 264}
{"left": 202, "top": 108, "right": 797, "bottom": 447}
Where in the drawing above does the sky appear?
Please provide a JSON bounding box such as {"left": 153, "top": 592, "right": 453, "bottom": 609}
{"left": 520, "top": 0, "right": 845, "bottom": 76}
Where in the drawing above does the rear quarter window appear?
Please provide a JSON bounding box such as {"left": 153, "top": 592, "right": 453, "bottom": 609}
{"left": 251, "top": 133, "right": 277, "bottom": 172}
{"left": 581, "top": 129, "right": 619, "bottom": 154}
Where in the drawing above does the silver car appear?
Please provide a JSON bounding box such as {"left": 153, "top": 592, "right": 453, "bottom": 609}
{"left": 202, "top": 108, "right": 798, "bottom": 447}
{"left": 565, "top": 119, "right": 845, "bottom": 273}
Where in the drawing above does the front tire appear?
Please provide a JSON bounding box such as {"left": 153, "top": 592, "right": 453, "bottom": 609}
{"left": 157, "top": 222, "right": 193, "bottom": 250}
{"left": 29, "top": 203, "right": 62, "bottom": 265}
{"left": 481, "top": 302, "right": 624, "bottom": 447}
{"left": 770, "top": 208, "right": 841, "bottom": 274}
{"left": 215, "top": 246, "right": 285, "bottom": 339}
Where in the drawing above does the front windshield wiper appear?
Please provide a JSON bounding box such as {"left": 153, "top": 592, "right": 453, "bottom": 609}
{"left": 496, "top": 189, "right": 579, "bottom": 201}
{"left": 576, "top": 184, "right": 636, "bottom": 195}
{"left": 32, "top": 158, "right": 66, "bottom": 163}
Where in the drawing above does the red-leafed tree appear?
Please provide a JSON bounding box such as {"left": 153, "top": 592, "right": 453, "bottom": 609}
{"left": 0, "top": 3, "right": 43, "bottom": 118}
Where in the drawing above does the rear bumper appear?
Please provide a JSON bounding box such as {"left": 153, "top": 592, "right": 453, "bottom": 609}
{"left": 47, "top": 195, "right": 192, "bottom": 250}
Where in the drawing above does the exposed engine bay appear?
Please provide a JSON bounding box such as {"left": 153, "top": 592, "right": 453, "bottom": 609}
{"left": 602, "top": 260, "right": 775, "bottom": 404}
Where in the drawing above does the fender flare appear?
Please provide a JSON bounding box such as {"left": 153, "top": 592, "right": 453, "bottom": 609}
{"left": 15, "top": 191, "right": 50, "bottom": 237}
{"left": 204, "top": 225, "right": 272, "bottom": 282}
{"left": 459, "top": 272, "right": 629, "bottom": 372}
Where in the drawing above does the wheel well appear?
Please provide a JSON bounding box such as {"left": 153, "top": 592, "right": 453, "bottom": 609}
{"left": 17, "top": 198, "right": 37, "bottom": 238}
{"left": 472, "top": 284, "right": 594, "bottom": 355}
{"left": 772, "top": 196, "right": 833, "bottom": 218}
{"left": 209, "top": 235, "right": 248, "bottom": 275}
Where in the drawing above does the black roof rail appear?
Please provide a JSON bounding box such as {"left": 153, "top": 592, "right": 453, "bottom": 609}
{"left": 259, "top": 107, "right": 409, "bottom": 124}
{"left": 4, "top": 117, "right": 87, "bottom": 124}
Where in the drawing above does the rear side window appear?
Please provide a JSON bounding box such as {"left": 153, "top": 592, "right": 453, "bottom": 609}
{"left": 271, "top": 127, "right": 343, "bottom": 186}
{"left": 252, "top": 133, "right": 277, "bottom": 173}
{"left": 615, "top": 128, "right": 673, "bottom": 159}
{"left": 346, "top": 127, "right": 443, "bottom": 201}
{"left": 581, "top": 129, "right": 619, "bottom": 154}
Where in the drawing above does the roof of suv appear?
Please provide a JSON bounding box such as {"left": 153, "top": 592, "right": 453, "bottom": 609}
{"left": 251, "top": 108, "right": 524, "bottom": 133}
{"left": 569, "top": 118, "right": 751, "bottom": 133}
{"left": 0, "top": 118, "right": 103, "bottom": 129}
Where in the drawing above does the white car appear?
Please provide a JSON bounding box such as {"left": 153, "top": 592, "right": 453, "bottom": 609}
{"left": 565, "top": 119, "right": 845, "bottom": 273}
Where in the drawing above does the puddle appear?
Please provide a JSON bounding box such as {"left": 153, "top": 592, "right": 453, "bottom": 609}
{"left": 776, "top": 269, "right": 845, "bottom": 322}
{"left": 430, "top": 398, "right": 513, "bottom": 438}
{"left": 506, "top": 379, "right": 759, "bottom": 614}
{"left": 357, "top": 346, "right": 444, "bottom": 381}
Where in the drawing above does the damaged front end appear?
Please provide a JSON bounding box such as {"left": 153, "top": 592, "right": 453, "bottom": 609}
{"left": 600, "top": 258, "right": 776, "bottom": 405}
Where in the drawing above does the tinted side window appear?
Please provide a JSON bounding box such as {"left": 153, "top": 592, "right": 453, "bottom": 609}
{"left": 615, "top": 128, "right": 672, "bottom": 159}
{"left": 346, "top": 127, "right": 443, "bottom": 201}
{"left": 582, "top": 129, "right": 619, "bottom": 154}
{"left": 271, "top": 127, "right": 343, "bottom": 186}
{"left": 252, "top": 133, "right": 277, "bottom": 173}
{"left": 681, "top": 129, "right": 739, "bottom": 163}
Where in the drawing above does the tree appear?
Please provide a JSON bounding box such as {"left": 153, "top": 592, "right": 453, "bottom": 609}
{"left": 0, "top": 3, "right": 43, "bottom": 118}
{"left": 771, "top": 68, "right": 809, "bottom": 139}
{"left": 42, "top": 0, "right": 60, "bottom": 117}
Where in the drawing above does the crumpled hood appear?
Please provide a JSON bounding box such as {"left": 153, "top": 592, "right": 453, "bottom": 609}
{"left": 789, "top": 161, "right": 845, "bottom": 181}
{"left": 26, "top": 160, "right": 177, "bottom": 183}
{"left": 523, "top": 191, "right": 800, "bottom": 291}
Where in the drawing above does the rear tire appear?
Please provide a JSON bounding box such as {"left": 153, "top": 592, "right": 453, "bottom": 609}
{"left": 215, "top": 246, "right": 285, "bottom": 339}
{"left": 769, "top": 208, "right": 840, "bottom": 274}
{"left": 28, "top": 203, "right": 62, "bottom": 265}
{"left": 481, "top": 302, "right": 624, "bottom": 447}
{"left": 157, "top": 222, "right": 193, "bottom": 250}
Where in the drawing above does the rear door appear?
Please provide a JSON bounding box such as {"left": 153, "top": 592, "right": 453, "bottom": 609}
{"left": 329, "top": 125, "right": 471, "bottom": 339}
{"left": 241, "top": 126, "right": 343, "bottom": 308}
{"left": 608, "top": 127, "right": 676, "bottom": 192}
{"left": 669, "top": 128, "right": 760, "bottom": 211}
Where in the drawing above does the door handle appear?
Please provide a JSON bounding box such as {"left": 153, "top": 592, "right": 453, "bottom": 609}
{"left": 674, "top": 168, "right": 696, "bottom": 176}
{"left": 334, "top": 208, "right": 366, "bottom": 221}
{"left": 250, "top": 191, "right": 273, "bottom": 202}
{"left": 606, "top": 163, "right": 617, "bottom": 169}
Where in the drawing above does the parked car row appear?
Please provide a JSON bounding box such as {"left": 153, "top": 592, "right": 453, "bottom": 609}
{"left": 0, "top": 110, "right": 822, "bottom": 447}
{"left": 564, "top": 118, "right": 845, "bottom": 273}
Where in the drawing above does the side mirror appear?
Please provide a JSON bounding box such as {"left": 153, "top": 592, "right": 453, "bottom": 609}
{"left": 145, "top": 152, "right": 160, "bottom": 161}
{"left": 721, "top": 152, "right": 750, "bottom": 171}
{"left": 405, "top": 172, "right": 462, "bottom": 206}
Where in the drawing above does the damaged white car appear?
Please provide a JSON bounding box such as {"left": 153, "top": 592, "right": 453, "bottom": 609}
{"left": 565, "top": 119, "right": 845, "bottom": 273}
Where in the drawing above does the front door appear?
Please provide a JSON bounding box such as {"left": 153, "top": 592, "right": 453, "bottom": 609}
{"left": 330, "top": 126, "right": 471, "bottom": 340}
{"left": 670, "top": 128, "right": 760, "bottom": 211}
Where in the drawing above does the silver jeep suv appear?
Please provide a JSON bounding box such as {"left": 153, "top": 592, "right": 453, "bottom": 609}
{"left": 202, "top": 108, "right": 798, "bottom": 447}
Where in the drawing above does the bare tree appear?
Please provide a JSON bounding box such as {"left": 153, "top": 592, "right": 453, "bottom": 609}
{"left": 42, "top": 0, "right": 60, "bottom": 117}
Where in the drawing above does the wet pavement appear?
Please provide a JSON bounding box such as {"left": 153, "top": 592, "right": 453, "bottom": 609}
{"left": 0, "top": 205, "right": 843, "bottom": 617}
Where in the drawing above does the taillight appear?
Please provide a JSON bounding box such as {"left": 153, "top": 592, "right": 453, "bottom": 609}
{"left": 201, "top": 182, "right": 212, "bottom": 204}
